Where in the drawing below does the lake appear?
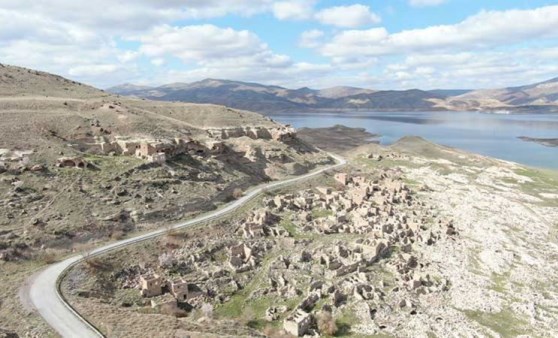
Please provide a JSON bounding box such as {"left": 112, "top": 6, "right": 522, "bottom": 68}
{"left": 268, "top": 111, "right": 558, "bottom": 169}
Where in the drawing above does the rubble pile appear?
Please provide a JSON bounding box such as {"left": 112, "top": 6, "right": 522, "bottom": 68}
{"left": 120, "top": 169, "right": 456, "bottom": 336}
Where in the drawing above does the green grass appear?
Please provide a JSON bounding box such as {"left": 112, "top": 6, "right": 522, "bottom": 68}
{"left": 354, "top": 156, "right": 419, "bottom": 172}
{"left": 514, "top": 167, "right": 558, "bottom": 202}
{"left": 215, "top": 251, "right": 291, "bottom": 319}
{"left": 464, "top": 308, "right": 530, "bottom": 336}
{"left": 279, "top": 215, "right": 300, "bottom": 238}
{"left": 490, "top": 271, "right": 511, "bottom": 294}
{"left": 334, "top": 309, "right": 360, "bottom": 337}
{"left": 312, "top": 208, "right": 334, "bottom": 219}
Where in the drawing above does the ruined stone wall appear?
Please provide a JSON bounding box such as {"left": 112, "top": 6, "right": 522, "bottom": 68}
{"left": 206, "top": 125, "right": 296, "bottom": 141}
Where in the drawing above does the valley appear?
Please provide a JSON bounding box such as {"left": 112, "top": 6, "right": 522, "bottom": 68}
{"left": 3, "top": 2, "right": 558, "bottom": 337}
{"left": 0, "top": 64, "right": 557, "bottom": 338}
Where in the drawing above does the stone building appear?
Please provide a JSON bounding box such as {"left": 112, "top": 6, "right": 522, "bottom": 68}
{"left": 140, "top": 274, "right": 164, "bottom": 297}
{"left": 283, "top": 309, "right": 313, "bottom": 336}
{"left": 169, "top": 279, "right": 188, "bottom": 301}
{"left": 228, "top": 243, "right": 253, "bottom": 270}
{"left": 334, "top": 173, "right": 348, "bottom": 186}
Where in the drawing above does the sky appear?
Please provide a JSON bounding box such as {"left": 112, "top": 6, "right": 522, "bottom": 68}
{"left": 1, "top": 0, "right": 558, "bottom": 90}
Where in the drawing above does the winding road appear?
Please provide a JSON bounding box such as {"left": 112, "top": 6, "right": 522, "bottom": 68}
{"left": 25, "top": 153, "right": 346, "bottom": 338}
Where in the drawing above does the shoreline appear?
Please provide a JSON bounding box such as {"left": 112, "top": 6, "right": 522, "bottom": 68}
{"left": 518, "top": 136, "right": 558, "bottom": 148}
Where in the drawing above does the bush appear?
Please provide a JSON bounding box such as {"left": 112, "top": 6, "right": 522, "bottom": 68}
{"left": 201, "top": 302, "right": 213, "bottom": 319}
{"left": 158, "top": 252, "right": 177, "bottom": 268}
{"left": 232, "top": 188, "right": 244, "bottom": 199}
{"left": 110, "top": 230, "right": 125, "bottom": 240}
{"left": 82, "top": 251, "right": 108, "bottom": 271}
{"left": 39, "top": 249, "right": 58, "bottom": 264}
{"left": 318, "top": 311, "right": 338, "bottom": 336}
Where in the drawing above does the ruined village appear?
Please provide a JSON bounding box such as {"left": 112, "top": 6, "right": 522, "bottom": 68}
{"left": 66, "top": 166, "right": 457, "bottom": 337}
{"left": 4, "top": 64, "right": 558, "bottom": 338}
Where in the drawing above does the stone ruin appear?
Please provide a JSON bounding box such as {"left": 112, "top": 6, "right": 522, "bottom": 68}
{"left": 56, "top": 157, "right": 88, "bottom": 169}
{"left": 237, "top": 209, "right": 288, "bottom": 239}
{"left": 367, "top": 152, "right": 410, "bottom": 161}
{"left": 119, "top": 169, "right": 456, "bottom": 335}
{"left": 283, "top": 308, "right": 314, "bottom": 336}
{"left": 138, "top": 274, "right": 203, "bottom": 308}
{"left": 206, "top": 125, "right": 296, "bottom": 142}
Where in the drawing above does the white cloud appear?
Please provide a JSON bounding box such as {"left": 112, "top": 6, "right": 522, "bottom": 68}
{"left": 320, "top": 28, "right": 388, "bottom": 57}
{"left": 150, "top": 58, "right": 166, "bottom": 67}
{"left": 1, "top": 0, "right": 558, "bottom": 90}
{"left": 380, "top": 48, "right": 558, "bottom": 89}
{"left": 118, "top": 51, "right": 140, "bottom": 63}
{"left": 155, "top": 60, "right": 332, "bottom": 88}
{"left": 139, "top": 25, "right": 268, "bottom": 61}
{"left": 134, "top": 24, "right": 336, "bottom": 87}
{"left": 320, "top": 5, "right": 558, "bottom": 57}
{"left": 299, "top": 29, "right": 324, "bottom": 48}
{"left": 272, "top": 0, "right": 315, "bottom": 20}
{"left": 68, "top": 64, "right": 120, "bottom": 77}
{"left": 0, "top": 0, "right": 275, "bottom": 31}
{"left": 315, "top": 4, "right": 381, "bottom": 28}
{"left": 409, "top": 0, "right": 447, "bottom": 7}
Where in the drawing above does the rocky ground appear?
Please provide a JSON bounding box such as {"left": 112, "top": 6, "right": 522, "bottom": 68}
{"left": 59, "top": 137, "right": 558, "bottom": 337}
{"left": 0, "top": 64, "right": 332, "bottom": 337}
{"left": 2, "top": 64, "right": 557, "bottom": 337}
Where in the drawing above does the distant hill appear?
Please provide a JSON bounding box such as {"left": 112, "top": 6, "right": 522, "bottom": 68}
{"left": 427, "top": 89, "right": 472, "bottom": 97}
{"left": 106, "top": 83, "right": 152, "bottom": 96}
{"left": 108, "top": 77, "right": 558, "bottom": 113}
{"left": 108, "top": 79, "right": 450, "bottom": 113}
{"left": 431, "top": 77, "right": 558, "bottom": 112}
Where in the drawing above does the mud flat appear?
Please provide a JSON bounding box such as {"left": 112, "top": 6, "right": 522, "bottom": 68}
{"left": 297, "top": 124, "right": 379, "bottom": 153}
{"left": 518, "top": 136, "right": 558, "bottom": 147}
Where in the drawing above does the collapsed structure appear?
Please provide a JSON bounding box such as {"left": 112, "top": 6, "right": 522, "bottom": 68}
{"left": 120, "top": 168, "right": 455, "bottom": 336}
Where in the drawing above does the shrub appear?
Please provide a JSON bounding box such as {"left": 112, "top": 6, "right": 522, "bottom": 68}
{"left": 232, "top": 188, "right": 244, "bottom": 199}
{"left": 110, "top": 230, "right": 125, "bottom": 240}
{"left": 39, "top": 249, "right": 58, "bottom": 264}
{"left": 201, "top": 303, "right": 213, "bottom": 319}
{"left": 317, "top": 311, "right": 338, "bottom": 336}
{"left": 158, "top": 252, "right": 177, "bottom": 268}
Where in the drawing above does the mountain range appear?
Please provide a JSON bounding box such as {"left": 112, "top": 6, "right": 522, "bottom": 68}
{"left": 108, "top": 77, "right": 558, "bottom": 113}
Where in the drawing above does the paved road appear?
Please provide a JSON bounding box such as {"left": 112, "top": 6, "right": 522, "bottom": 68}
{"left": 26, "top": 153, "right": 346, "bottom": 338}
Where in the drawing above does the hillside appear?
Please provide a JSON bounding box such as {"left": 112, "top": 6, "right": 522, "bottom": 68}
{"left": 0, "top": 64, "right": 335, "bottom": 337}
{"left": 431, "top": 77, "right": 558, "bottom": 112}
{"left": 109, "top": 77, "right": 558, "bottom": 113}
{"left": 108, "top": 79, "right": 447, "bottom": 113}
{"left": 58, "top": 135, "right": 558, "bottom": 338}
{"left": 0, "top": 64, "right": 333, "bottom": 254}
{"left": 0, "top": 63, "right": 105, "bottom": 98}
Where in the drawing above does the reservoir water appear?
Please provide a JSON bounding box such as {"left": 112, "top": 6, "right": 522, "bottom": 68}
{"left": 268, "top": 111, "right": 558, "bottom": 169}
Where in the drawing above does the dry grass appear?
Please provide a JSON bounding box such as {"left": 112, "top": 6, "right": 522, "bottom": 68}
{"left": 159, "top": 303, "right": 188, "bottom": 318}
{"left": 110, "top": 230, "right": 126, "bottom": 241}
{"left": 37, "top": 249, "right": 60, "bottom": 264}
{"left": 232, "top": 188, "right": 244, "bottom": 199}
{"left": 318, "top": 311, "right": 338, "bottom": 336}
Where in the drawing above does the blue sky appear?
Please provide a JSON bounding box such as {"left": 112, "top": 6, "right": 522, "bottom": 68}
{"left": 1, "top": 0, "right": 558, "bottom": 90}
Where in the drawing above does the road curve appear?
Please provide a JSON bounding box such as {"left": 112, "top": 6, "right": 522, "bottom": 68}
{"left": 26, "top": 153, "right": 346, "bottom": 338}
